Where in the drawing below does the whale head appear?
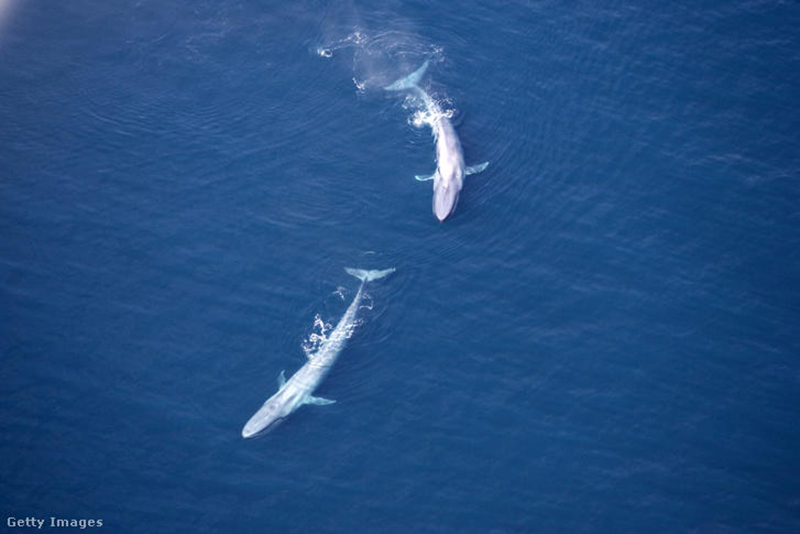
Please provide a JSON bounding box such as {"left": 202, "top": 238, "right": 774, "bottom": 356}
{"left": 432, "top": 180, "right": 461, "bottom": 222}
{"left": 241, "top": 395, "right": 290, "bottom": 438}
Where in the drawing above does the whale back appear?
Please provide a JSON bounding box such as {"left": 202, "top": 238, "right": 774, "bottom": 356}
{"left": 435, "top": 118, "right": 465, "bottom": 180}
{"left": 431, "top": 118, "right": 465, "bottom": 221}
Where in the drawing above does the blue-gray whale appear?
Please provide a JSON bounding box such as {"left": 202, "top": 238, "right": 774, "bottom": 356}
{"left": 385, "top": 61, "right": 489, "bottom": 222}
{"left": 241, "top": 267, "right": 395, "bottom": 438}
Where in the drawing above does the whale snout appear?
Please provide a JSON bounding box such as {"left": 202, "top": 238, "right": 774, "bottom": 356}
{"left": 242, "top": 399, "right": 286, "bottom": 439}
{"left": 242, "top": 416, "right": 284, "bottom": 439}
{"left": 433, "top": 183, "right": 460, "bottom": 222}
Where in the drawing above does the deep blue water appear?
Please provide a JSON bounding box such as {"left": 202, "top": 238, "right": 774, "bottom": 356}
{"left": 2, "top": 1, "right": 799, "bottom": 532}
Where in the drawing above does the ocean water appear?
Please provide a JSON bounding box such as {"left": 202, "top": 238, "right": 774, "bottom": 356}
{"left": 2, "top": 1, "right": 799, "bottom": 532}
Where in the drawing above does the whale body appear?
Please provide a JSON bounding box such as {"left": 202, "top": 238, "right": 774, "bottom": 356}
{"left": 241, "top": 267, "right": 394, "bottom": 438}
{"left": 385, "top": 61, "right": 488, "bottom": 222}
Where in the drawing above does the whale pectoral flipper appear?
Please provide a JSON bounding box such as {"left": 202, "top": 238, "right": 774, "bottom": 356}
{"left": 415, "top": 173, "right": 436, "bottom": 182}
{"left": 277, "top": 370, "right": 286, "bottom": 391}
{"left": 465, "top": 161, "right": 489, "bottom": 175}
{"left": 305, "top": 396, "right": 336, "bottom": 406}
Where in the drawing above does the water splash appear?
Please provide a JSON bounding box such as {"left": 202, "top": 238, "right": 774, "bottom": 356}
{"left": 333, "top": 286, "right": 347, "bottom": 301}
{"left": 408, "top": 99, "right": 454, "bottom": 129}
{"left": 316, "top": 30, "right": 367, "bottom": 59}
{"left": 301, "top": 314, "right": 333, "bottom": 358}
{"left": 300, "top": 305, "right": 363, "bottom": 358}
{"left": 352, "top": 77, "right": 366, "bottom": 93}
{"left": 359, "top": 293, "right": 374, "bottom": 312}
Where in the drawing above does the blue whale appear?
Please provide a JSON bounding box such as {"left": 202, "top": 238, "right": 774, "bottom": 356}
{"left": 242, "top": 267, "right": 395, "bottom": 438}
{"left": 385, "top": 61, "right": 489, "bottom": 221}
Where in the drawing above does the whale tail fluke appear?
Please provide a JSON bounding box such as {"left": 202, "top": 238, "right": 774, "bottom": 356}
{"left": 384, "top": 61, "right": 430, "bottom": 91}
{"left": 345, "top": 267, "right": 396, "bottom": 283}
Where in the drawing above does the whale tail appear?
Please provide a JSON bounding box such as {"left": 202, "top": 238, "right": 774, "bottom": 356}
{"left": 345, "top": 267, "right": 396, "bottom": 283}
{"left": 384, "top": 61, "right": 430, "bottom": 91}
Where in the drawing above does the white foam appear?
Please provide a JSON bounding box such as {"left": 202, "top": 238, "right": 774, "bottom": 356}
{"left": 352, "top": 77, "right": 366, "bottom": 92}
{"left": 301, "top": 314, "right": 333, "bottom": 358}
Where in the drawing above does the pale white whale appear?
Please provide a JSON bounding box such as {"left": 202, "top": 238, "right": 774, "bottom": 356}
{"left": 241, "top": 267, "right": 395, "bottom": 438}
{"left": 385, "top": 61, "right": 489, "bottom": 221}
